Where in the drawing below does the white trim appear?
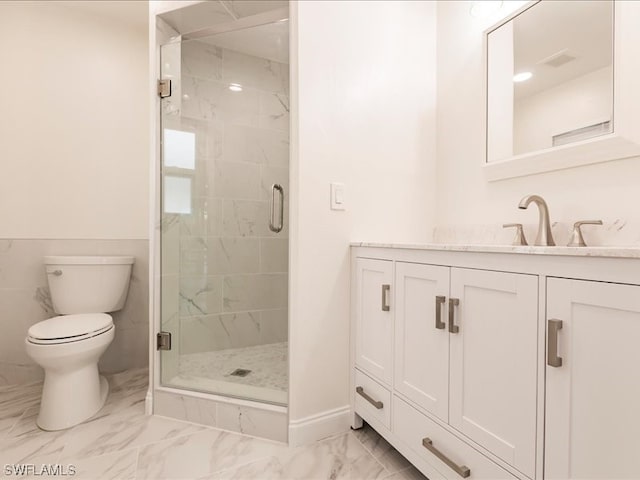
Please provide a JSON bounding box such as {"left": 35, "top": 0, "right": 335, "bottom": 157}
{"left": 156, "top": 385, "right": 288, "bottom": 413}
{"left": 149, "top": 2, "right": 184, "bottom": 416}
{"left": 147, "top": 1, "right": 160, "bottom": 417}
{"left": 483, "top": 133, "right": 640, "bottom": 181}
{"left": 287, "top": 0, "right": 298, "bottom": 436}
{"left": 483, "top": 0, "right": 640, "bottom": 181}
{"left": 288, "top": 406, "right": 352, "bottom": 447}
{"left": 483, "top": 1, "right": 539, "bottom": 38}
{"left": 145, "top": 390, "right": 153, "bottom": 415}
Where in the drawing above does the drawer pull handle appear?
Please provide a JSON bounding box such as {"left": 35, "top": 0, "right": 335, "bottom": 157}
{"left": 435, "top": 296, "right": 446, "bottom": 329}
{"left": 356, "top": 386, "right": 383, "bottom": 409}
{"left": 448, "top": 298, "right": 460, "bottom": 333}
{"left": 547, "top": 319, "right": 563, "bottom": 368}
{"left": 381, "top": 284, "right": 390, "bottom": 311}
{"left": 422, "top": 437, "right": 471, "bottom": 478}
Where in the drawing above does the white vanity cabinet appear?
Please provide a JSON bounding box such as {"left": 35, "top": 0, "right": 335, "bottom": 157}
{"left": 449, "top": 268, "right": 538, "bottom": 478}
{"left": 394, "top": 262, "right": 449, "bottom": 422}
{"left": 545, "top": 278, "right": 640, "bottom": 479}
{"left": 351, "top": 244, "right": 640, "bottom": 480}
{"left": 392, "top": 263, "right": 538, "bottom": 478}
{"left": 354, "top": 258, "right": 393, "bottom": 385}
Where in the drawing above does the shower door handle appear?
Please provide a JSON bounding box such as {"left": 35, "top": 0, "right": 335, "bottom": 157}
{"left": 269, "top": 184, "right": 284, "bottom": 233}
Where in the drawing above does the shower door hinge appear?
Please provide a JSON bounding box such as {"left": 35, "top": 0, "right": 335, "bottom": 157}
{"left": 157, "top": 331, "right": 172, "bottom": 350}
{"left": 157, "top": 79, "right": 172, "bottom": 98}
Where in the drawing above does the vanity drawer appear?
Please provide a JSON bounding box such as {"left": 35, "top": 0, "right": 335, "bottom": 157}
{"left": 355, "top": 369, "right": 391, "bottom": 429}
{"left": 394, "top": 397, "right": 519, "bottom": 480}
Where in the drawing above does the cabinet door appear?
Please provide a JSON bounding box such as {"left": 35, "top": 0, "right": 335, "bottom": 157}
{"left": 394, "top": 262, "right": 450, "bottom": 422}
{"left": 449, "top": 268, "right": 538, "bottom": 479}
{"left": 355, "top": 258, "right": 393, "bottom": 385}
{"left": 546, "top": 278, "right": 640, "bottom": 479}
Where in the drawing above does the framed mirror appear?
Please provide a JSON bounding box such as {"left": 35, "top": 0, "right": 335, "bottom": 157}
{"left": 483, "top": 0, "right": 640, "bottom": 181}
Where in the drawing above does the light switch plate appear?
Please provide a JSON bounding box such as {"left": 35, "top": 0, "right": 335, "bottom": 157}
{"left": 330, "top": 183, "right": 345, "bottom": 211}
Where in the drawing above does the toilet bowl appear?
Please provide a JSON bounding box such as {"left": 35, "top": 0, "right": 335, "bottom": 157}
{"left": 25, "top": 256, "right": 134, "bottom": 431}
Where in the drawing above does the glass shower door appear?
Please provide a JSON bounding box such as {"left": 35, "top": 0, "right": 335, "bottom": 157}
{"left": 159, "top": 20, "right": 289, "bottom": 405}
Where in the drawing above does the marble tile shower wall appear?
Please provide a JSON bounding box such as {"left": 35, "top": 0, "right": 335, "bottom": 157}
{"left": 161, "top": 40, "right": 289, "bottom": 366}
{"left": 0, "top": 239, "right": 149, "bottom": 386}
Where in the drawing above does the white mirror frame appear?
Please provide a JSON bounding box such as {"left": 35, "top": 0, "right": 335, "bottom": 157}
{"left": 483, "top": 0, "right": 640, "bottom": 182}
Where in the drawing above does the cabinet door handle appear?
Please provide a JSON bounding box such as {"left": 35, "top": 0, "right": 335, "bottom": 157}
{"left": 548, "top": 319, "right": 563, "bottom": 367}
{"left": 356, "top": 386, "right": 383, "bottom": 409}
{"left": 435, "top": 296, "right": 446, "bottom": 329}
{"left": 381, "top": 284, "right": 390, "bottom": 311}
{"left": 448, "top": 298, "right": 460, "bottom": 333}
{"left": 422, "top": 437, "right": 471, "bottom": 478}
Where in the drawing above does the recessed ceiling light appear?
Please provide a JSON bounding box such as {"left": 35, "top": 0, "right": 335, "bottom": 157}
{"left": 228, "top": 83, "right": 243, "bottom": 92}
{"left": 513, "top": 72, "right": 533, "bottom": 83}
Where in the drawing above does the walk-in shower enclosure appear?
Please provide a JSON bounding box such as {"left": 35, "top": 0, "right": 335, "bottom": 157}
{"left": 152, "top": 1, "right": 290, "bottom": 441}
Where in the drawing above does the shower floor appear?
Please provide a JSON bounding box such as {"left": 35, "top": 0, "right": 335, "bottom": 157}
{"left": 168, "top": 342, "right": 288, "bottom": 405}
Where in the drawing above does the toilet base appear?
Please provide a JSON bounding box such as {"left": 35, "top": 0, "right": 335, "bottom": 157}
{"left": 25, "top": 327, "right": 114, "bottom": 431}
{"left": 37, "top": 369, "right": 109, "bottom": 431}
{"left": 36, "top": 366, "right": 109, "bottom": 431}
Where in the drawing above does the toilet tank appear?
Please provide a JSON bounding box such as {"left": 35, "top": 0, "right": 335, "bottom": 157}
{"left": 44, "top": 256, "right": 135, "bottom": 315}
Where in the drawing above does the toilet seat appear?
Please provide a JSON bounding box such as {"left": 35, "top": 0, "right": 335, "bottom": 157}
{"left": 27, "top": 313, "right": 114, "bottom": 345}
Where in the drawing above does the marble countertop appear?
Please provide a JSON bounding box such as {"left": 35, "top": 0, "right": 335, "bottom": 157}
{"left": 351, "top": 242, "right": 640, "bottom": 259}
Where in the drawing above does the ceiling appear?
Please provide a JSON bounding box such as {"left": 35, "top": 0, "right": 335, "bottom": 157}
{"left": 197, "top": 19, "right": 289, "bottom": 64}
{"left": 224, "top": 0, "right": 289, "bottom": 20}
{"left": 157, "top": 2, "right": 232, "bottom": 34}
{"left": 505, "top": 0, "right": 613, "bottom": 99}
{"left": 159, "top": 1, "right": 288, "bottom": 36}
{"left": 159, "top": 0, "right": 289, "bottom": 63}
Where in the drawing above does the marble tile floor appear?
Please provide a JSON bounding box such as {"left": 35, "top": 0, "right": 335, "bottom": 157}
{"left": 0, "top": 368, "right": 427, "bottom": 479}
{"left": 170, "top": 342, "right": 288, "bottom": 405}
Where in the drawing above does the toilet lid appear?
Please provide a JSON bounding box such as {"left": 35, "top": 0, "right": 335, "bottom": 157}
{"left": 28, "top": 313, "right": 113, "bottom": 342}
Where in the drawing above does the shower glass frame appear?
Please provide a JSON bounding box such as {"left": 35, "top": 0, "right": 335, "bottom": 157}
{"left": 158, "top": 13, "right": 290, "bottom": 407}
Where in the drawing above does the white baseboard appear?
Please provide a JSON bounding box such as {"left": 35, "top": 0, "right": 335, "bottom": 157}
{"left": 145, "top": 389, "right": 153, "bottom": 415}
{"left": 288, "top": 405, "right": 351, "bottom": 447}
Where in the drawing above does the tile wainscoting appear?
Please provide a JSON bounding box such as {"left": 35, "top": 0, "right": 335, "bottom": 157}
{"left": 0, "top": 238, "right": 149, "bottom": 386}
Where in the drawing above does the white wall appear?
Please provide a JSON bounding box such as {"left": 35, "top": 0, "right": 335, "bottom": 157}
{"left": 514, "top": 66, "right": 612, "bottom": 155}
{"left": 0, "top": 1, "right": 149, "bottom": 239}
{"left": 290, "top": 0, "right": 437, "bottom": 423}
{"left": 436, "top": 1, "right": 640, "bottom": 240}
{"left": 487, "top": 21, "right": 514, "bottom": 162}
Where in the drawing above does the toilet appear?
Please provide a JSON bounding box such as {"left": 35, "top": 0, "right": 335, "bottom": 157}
{"left": 25, "top": 255, "right": 134, "bottom": 431}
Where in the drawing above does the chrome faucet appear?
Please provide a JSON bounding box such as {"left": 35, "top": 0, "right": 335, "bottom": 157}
{"left": 518, "top": 194, "right": 555, "bottom": 246}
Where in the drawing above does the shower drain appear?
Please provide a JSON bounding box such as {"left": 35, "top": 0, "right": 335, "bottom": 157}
{"left": 229, "top": 368, "right": 252, "bottom": 377}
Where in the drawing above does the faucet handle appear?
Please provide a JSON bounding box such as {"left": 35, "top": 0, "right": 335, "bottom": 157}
{"left": 567, "top": 220, "right": 603, "bottom": 247}
{"left": 503, "top": 223, "right": 528, "bottom": 246}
